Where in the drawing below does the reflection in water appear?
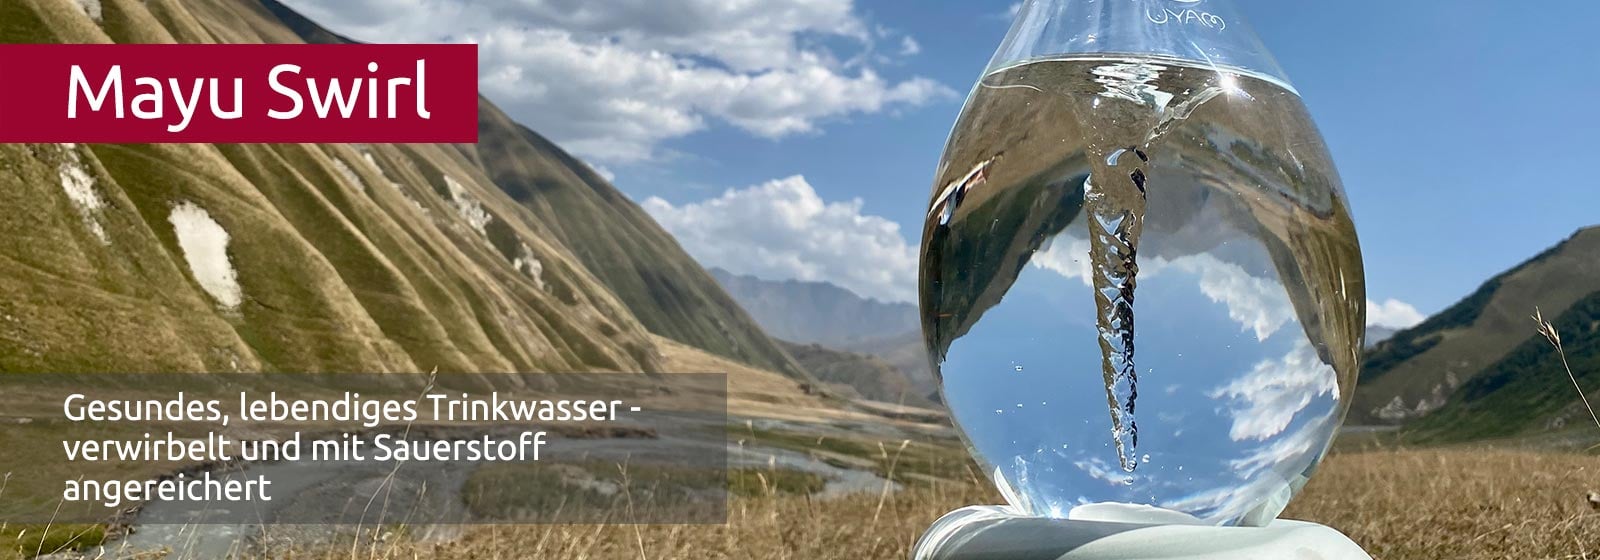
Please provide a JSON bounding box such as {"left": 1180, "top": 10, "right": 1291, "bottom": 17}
{"left": 923, "top": 173, "right": 1085, "bottom": 351}
{"left": 1210, "top": 339, "right": 1338, "bottom": 443}
{"left": 920, "top": 56, "right": 1363, "bottom": 526}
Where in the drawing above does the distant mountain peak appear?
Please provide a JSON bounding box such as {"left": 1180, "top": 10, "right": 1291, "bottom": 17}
{"left": 708, "top": 268, "right": 910, "bottom": 306}
{"left": 706, "top": 270, "right": 939, "bottom": 403}
{"left": 707, "top": 268, "right": 917, "bottom": 347}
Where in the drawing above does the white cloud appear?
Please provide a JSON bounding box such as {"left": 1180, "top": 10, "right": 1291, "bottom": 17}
{"left": 899, "top": 36, "right": 922, "bottom": 56}
{"left": 1226, "top": 415, "right": 1333, "bottom": 479}
{"left": 482, "top": 0, "right": 869, "bottom": 72}
{"left": 278, "top": 0, "right": 954, "bottom": 163}
{"left": 1367, "top": 298, "right": 1425, "bottom": 330}
{"left": 1160, "top": 411, "right": 1333, "bottom": 524}
{"left": 1170, "top": 255, "right": 1295, "bottom": 342}
{"left": 1072, "top": 456, "right": 1135, "bottom": 487}
{"left": 1207, "top": 339, "right": 1338, "bottom": 442}
{"left": 1031, "top": 236, "right": 1094, "bottom": 288}
{"left": 1036, "top": 235, "right": 1424, "bottom": 338}
{"left": 642, "top": 175, "right": 916, "bottom": 303}
{"left": 587, "top": 161, "right": 617, "bottom": 183}
{"left": 1032, "top": 242, "right": 1294, "bottom": 341}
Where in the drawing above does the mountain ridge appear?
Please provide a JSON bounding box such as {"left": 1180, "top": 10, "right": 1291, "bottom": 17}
{"left": 258, "top": 0, "right": 809, "bottom": 379}
{"left": 1406, "top": 287, "right": 1600, "bottom": 441}
{"left": 0, "top": 0, "right": 808, "bottom": 381}
{"left": 1354, "top": 226, "right": 1600, "bottom": 431}
{"left": 707, "top": 268, "right": 939, "bottom": 400}
{"left": 707, "top": 267, "right": 918, "bottom": 347}
{"left": 777, "top": 340, "right": 934, "bottom": 407}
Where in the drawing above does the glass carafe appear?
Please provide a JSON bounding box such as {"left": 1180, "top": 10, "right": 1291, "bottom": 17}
{"left": 920, "top": 0, "right": 1364, "bottom": 526}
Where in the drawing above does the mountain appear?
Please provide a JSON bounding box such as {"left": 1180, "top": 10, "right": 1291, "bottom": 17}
{"left": 838, "top": 330, "right": 939, "bottom": 401}
{"left": 0, "top": 0, "right": 804, "bottom": 380}
{"left": 707, "top": 269, "right": 939, "bottom": 397}
{"left": 1354, "top": 226, "right": 1600, "bottom": 429}
{"left": 777, "top": 340, "right": 934, "bottom": 408}
{"left": 708, "top": 268, "right": 918, "bottom": 347}
{"left": 1365, "top": 326, "right": 1397, "bottom": 348}
{"left": 260, "top": 0, "right": 809, "bottom": 379}
{"left": 466, "top": 103, "right": 810, "bottom": 378}
{"left": 1407, "top": 288, "right": 1600, "bottom": 442}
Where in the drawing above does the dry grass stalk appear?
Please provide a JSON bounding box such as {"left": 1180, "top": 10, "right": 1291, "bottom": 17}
{"left": 1533, "top": 308, "right": 1600, "bottom": 436}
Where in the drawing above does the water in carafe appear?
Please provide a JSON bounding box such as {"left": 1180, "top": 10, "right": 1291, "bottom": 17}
{"left": 920, "top": 0, "right": 1364, "bottom": 526}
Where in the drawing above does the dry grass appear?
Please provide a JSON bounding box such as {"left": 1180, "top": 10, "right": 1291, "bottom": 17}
{"left": 6, "top": 438, "right": 1594, "bottom": 558}
{"left": 16, "top": 316, "right": 1598, "bottom": 559}
{"left": 239, "top": 448, "right": 1596, "bottom": 560}
{"left": 1288, "top": 448, "right": 1600, "bottom": 560}
{"left": 339, "top": 310, "right": 1592, "bottom": 560}
{"left": 305, "top": 479, "right": 994, "bottom": 560}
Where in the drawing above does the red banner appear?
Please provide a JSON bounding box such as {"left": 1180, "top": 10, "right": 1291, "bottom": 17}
{"left": 0, "top": 44, "right": 477, "bottom": 143}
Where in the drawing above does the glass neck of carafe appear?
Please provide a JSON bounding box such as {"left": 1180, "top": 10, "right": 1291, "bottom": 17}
{"left": 990, "top": 0, "right": 1291, "bottom": 88}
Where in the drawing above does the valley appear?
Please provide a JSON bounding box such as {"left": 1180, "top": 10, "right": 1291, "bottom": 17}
{"left": 0, "top": 0, "right": 1596, "bottom": 558}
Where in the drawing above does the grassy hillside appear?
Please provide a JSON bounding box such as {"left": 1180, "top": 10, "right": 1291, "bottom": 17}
{"left": 0, "top": 0, "right": 817, "bottom": 380}
{"left": 841, "top": 330, "right": 939, "bottom": 400}
{"left": 255, "top": 0, "right": 809, "bottom": 380}
{"left": 777, "top": 340, "right": 934, "bottom": 407}
{"left": 1354, "top": 226, "right": 1600, "bottom": 423}
{"left": 470, "top": 106, "right": 808, "bottom": 379}
{"left": 1406, "top": 288, "right": 1600, "bottom": 442}
{"left": 0, "top": 0, "right": 687, "bottom": 374}
{"left": 705, "top": 268, "right": 938, "bottom": 398}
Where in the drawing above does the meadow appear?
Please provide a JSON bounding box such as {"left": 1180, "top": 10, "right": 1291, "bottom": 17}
{"left": 5, "top": 423, "right": 1598, "bottom": 559}
{"left": 279, "top": 447, "right": 1599, "bottom": 560}
{"left": 7, "top": 325, "right": 1596, "bottom": 559}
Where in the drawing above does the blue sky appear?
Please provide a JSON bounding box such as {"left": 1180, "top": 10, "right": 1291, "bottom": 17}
{"left": 287, "top": 0, "right": 1600, "bottom": 325}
